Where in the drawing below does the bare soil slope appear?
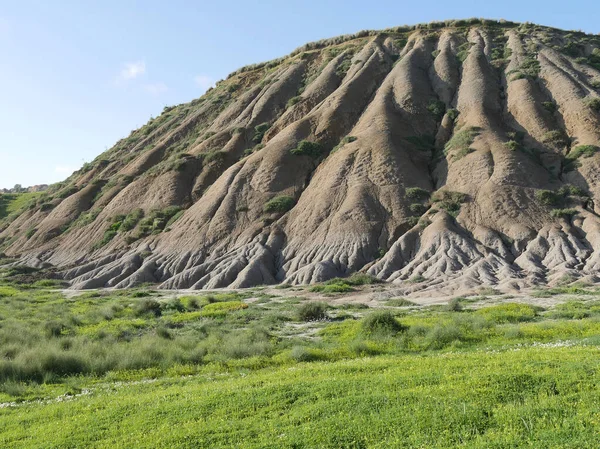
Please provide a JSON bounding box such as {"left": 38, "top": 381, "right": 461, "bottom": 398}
{"left": 2, "top": 19, "right": 600, "bottom": 294}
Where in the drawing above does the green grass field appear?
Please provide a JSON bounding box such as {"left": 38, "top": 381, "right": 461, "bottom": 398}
{"left": 1, "top": 275, "right": 600, "bottom": 447}
{"left": 0, "top": 192, "right": 45, "bottom": 220}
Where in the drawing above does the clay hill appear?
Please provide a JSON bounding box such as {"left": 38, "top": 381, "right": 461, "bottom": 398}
{"left": 2, "top": 19, "right": 600, "bottom": 295}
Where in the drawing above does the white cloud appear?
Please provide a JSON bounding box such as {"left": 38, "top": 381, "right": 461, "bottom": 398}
{"left": 143, "top": 82, "right": 168, "bottom": 95}
{"left": 55, "top": 165, "right": 76, "bottom": 175}
{"left": 194, "top": 75, "right": 215, "bottom": 92}
{"left": 118, "top": 61, "right": 146, "bottom": 81}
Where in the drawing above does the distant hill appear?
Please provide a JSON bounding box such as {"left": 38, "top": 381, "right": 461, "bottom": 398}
{"left": 2, "top": 18, "right": 600, "bottom": 294}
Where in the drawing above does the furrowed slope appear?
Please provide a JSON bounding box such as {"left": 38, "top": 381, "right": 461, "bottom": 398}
{"left": 2, "top": 19, "right": 600, "bottom": 294}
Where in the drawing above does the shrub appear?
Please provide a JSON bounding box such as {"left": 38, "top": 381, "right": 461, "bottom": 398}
{"left": 447, "top": 298, "right": 463, "bottom": 312}
{"left": 585, "top": 97, "right": 600, "bottom": 112}
{"left": 297, "top": 302, "right": 328, "bottom": 321}
{"left": 405, "top": 187, "right": 430, "bottom": 200}
{"left": 203, "top": 151, "right": 226, "bottom": 165}
{"left": 290, "top": 140, "right": 323, "bottom": 157}
{"left": 445, "top": 127, "right": 480, "bottom": 159}
{"left": 542, "top": 101, "right": 557, "bottom": 113}
{"left": 542, "top": 130, "right": 568, "bottom": 146}
{"left": 505, "top": 140, "right": 521, "bottom": 151}
{"left": 409, "top": 203, "right": 427, "bottom": 215}
{"left": 431, "top": 190, "right": 467, "bottom": 216}
{"left": 264, "top": 196, "right": 295, "bottom": 213}
{"left": 135, "top": 207, "right": 183, "bottom": 238}
{"left": 134, "top": 299, "right": 162, "bottom": 317}
{"left": 310, "top": 283, "right": 355, "bottom": 293}
{"left": 535, "top": 189, "right": 560, "bottom": 206}
{"left": 324, "top": 273, "right": 381, "bottom": 286}
{"left": 360, "top": 311, "right": 405, "bottom": 335}
{"left": 252, "top": 123, "right": 270, "bottom": 144}
{"left": 427, "top": 100, "right": 446, "bottom": 120}
{"left": 424, "top": 322, "right": 464, "bottom": 349}
{"left": 332, "top": 136, "right": 358, "bottom": 153}
{"left": 407, "top": 275, "right": 426, "bottom": 284}
{"left": 550, "top": 208, "right": 578, "bottom": 218}
{"left": 286, "top": 96, "right": 301, "bottom": 108}
{"left": 558, "top": 184, "right": 587, "bottom": 197}
{"left": 446, "top": 109, "right": 459, "bottom": 122}
{"left": 290, "top": 346, "right": 320, "bottom": 362}
{"left": 120, "top": 209, "right": 144, "bottom": 232}
{"left": 568, "top": 145, "right": 598, "bottom": 160}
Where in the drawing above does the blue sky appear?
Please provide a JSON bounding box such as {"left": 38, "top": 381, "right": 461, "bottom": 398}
{"left": 1, "top": 0, "right": 599, "bottom": 189}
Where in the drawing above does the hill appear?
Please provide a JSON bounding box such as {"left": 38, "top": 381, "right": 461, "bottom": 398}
{"left": 1, "top": 18, "right": 600, "bottom": 294}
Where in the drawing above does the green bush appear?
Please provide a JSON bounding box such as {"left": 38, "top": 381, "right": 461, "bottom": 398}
{"left": 297, "top": 302, "right": 328, "bottom": 321}
{"left": 431, "top": 190, "right": 467, "bottom": 216}
{"left": 310, "top": 283, "right": 355, "bottom": 293}
{"left": 386, "top": 298, "right": 415, "bottom": 307}
{"left": 120, "top": 209, "right": 144, "bottom": 232}
{"left": 445, "top": 127, "right": 480, "bottom": 159}
{"left": 264, "top": 196, "right": 295, "bottom": 213}
{"left": 505, "top": 140, "right": 521, "bottom": 151}
{"left": 446, "top": 109, "right": 459, "bottom": 121}
{"left": 134, "top": 299, "right": 162, "bottom": 317}
{"left": 584, "top": 97, "right": 600, "bottom": 112}
{"left": 361, "top": 311, "right": 405, "bottom": 335}
{"left": 568, "top": 145, "right": 598, "bottom": 160}
{"left": 286, "top": 96, "right": 301, "bottom": 108}
{"left": 324, "top": 273, "right": 381, "bottom": 286}
{"left": 542, "top": 130, "right": 568, "bottom": 146}
{"left": 427, "top": 100, "right": 446, "bottom": 120}
{"left": 405, "top": 187, "right": 430, "bottom": 200}
{"left": 409, "top": 203, "right": 427, "bottom": 215}
{"left": 542, "top": 101, "right": 557, "bottom": 113}
{"left": 447, "top": 298, "right": 463, "bottom": 312}
{"left": 252, "top": 123, "right": 271, "bottom": 143}
{"left": 290, "top": 140, "right": 323, "bottom": 157}
{"left": 535, "top": 189, "right": 560, "bottom": 206}
{"left": 550, "top": 208, "right": 578, "bottom": 218}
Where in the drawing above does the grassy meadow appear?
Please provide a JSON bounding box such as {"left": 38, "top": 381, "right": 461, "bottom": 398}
{"left": 0, "top": 272, "right": 600, "bottom": 447}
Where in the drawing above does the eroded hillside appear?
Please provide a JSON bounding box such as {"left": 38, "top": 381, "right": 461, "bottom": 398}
{"left": 2, "top": 19, "right": 600, "bottom": 294}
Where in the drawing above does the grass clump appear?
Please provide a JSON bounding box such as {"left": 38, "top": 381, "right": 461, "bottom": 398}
{"left": 264, "top": 196, "right": 295, "bottom": 214}
{"left": 542, "top": 101, "right": 557, "bottom": 113}
{"left": 550, "top": 208, "right": 578, "bottom": 219}
{"left": 119, "top": 209, "right": 144, "bottom": 232}
{"left": 286, "top": 96, "right": 301, "bottom": 108}
{"left": 332, "top": 136, "right": 357, "bottom": 152}
{"left": 133, "top": 206, "right": 183, "bottom": 240}
{"left": 252, "top": 123, "right": 270, "bottom": 144}
{"left": 290, "top": 140, "right": 323, "bottom": 157}
{"left": 444, "top": 127, "right": 480, "bottom": 159}
{"left": 542, "top": 130, "right": 568, "bottom": 146}
{"left": 360, "top": 311, "right": 405, "bottom": 335}
{"left": 405, "top": 187, "right": 430, "bottom": 200}
{"left": 431, "top": 190, "right": 468, "bottom": 217}
{"left": 297, "top": 302, "right": 328, "bottom": 321}
{"left": 584, "top": 96, "right": 600, "bottom": 112}
{"left": 427, "top": 100, "right": 446, "bottom": 120}
{"left": 535, "top": 189, "right": 561, "bottom": 206}
{"left": 568, "top": 145, "right": 598, "bottom": 160}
